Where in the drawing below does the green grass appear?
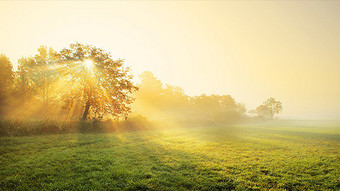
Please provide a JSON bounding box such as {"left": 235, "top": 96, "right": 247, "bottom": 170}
{"left": 1, "top": 122, "right": 339, "bottom": 190}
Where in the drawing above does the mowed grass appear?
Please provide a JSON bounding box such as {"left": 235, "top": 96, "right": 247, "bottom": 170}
{"left": 1, "top": 122, "right": 339, "bottom": 190}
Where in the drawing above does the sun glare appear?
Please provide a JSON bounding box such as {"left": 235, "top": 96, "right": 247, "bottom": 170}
{"left": 84, "top": 60, "right": 94, "bottom": 70}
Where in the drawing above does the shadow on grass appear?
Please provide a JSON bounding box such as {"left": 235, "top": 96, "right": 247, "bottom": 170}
{"left": 1, "top": 123, "right": 339, "bottom": 190}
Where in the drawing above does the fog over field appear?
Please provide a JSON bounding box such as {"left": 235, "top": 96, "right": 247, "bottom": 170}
{"left": 0, "top": 1, "right": 339, "bottom": 191}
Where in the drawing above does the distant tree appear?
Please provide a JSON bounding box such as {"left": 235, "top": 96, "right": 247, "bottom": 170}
{"left": 191, "top": 94, "right": 221, "bottom": 112}
{"left": 132, "top": 71, "right": 167, "bottom": 120}
{"left": 236, "top": 103, "right": 247, "bottom": 116}
{"left": 211, "top": 95, "right": 243, "bottom": 122}
{"left": 135, "top": 71, "right": 164, "bottom": 107}
{"left": 256, "top": 105, "right": 272, "bottom": 119}
{"left": 133, "top": 71, "right": 246, "bottom": 122}
{"left": 256, "top": 97, "right": 283, "bottom": 119}
{"left": 56, "top": 43, "right": 138, "bottom": 120}
{"left": 0, "top": 54, "right": 15, "bottom": 115}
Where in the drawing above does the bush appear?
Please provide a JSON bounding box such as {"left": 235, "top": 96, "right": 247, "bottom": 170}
{"left": 0, "top": 117, "right": 153, "bottom": 137}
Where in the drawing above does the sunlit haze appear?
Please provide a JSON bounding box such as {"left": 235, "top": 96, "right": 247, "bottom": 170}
{"left": 1, "top": 1, "right": 339, "bottom": 119}
{"left": 84, "top": 60, "right": 94, "bottom": 71}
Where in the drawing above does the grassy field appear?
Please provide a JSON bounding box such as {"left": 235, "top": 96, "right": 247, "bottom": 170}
{"left": 1, "top": 121, "right": 339, "bottom": 190}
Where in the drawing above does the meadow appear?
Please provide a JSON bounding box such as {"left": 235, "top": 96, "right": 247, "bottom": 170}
{"left": 0, "top": 120, "right": 339, "bottom": 190}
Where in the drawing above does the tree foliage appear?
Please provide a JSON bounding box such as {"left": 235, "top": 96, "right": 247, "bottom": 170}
{"left": 256, "top": 97, "right": 283, "bottom": 119}
{"left": 6, "top": 44, "right": 138, "bottom": 120}
{"left": 133, "top": 71, "right": 245, "bottom": 122}
{"left": 0, "top": 54, "right": 14, "bottom": 99}
{"left": 16, "top": 46, "right": 58, "bottom": 103}
{"left": 56, "top": 43, "right": 138, "bottom": 119}
{"left": 0, "top": 54, "right": 15, "bottom": 116}
{"left": 0, "top": 44, "right": 257, "bottom": 123}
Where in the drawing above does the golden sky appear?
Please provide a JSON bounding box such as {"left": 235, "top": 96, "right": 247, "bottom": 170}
{"left": 1, "top": 1, "right": 339, "bottom": 119}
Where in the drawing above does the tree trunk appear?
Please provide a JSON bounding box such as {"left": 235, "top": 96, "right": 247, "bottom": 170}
{"left": 82, "top": 100, "right": 91, "bottom": 120}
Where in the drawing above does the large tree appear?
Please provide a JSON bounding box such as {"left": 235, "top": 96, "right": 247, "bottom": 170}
{"left": 56, "top": 43, "right": 138, "bottom": 120}
{"left": 256, "top": 97, "right": 283, "bottom": 119}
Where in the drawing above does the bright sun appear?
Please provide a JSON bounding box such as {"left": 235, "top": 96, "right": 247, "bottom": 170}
{"left": 84, "top": 60, "right": 94, "bottom": 70}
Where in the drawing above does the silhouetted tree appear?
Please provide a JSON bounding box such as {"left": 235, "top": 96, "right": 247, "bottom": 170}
{"left": 256, "top": 97, "right": 283, "bottom": 119}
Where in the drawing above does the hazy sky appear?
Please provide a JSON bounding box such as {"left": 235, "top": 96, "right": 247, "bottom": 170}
{"left": 1, "top": 1, "right": 339, "bottom": 119}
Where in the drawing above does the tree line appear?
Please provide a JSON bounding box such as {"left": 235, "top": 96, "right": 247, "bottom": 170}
{"left": 0, "top": 43, "right": 282, "bottom": 122}
{"left": 133, "top": 71, "right": 282, "bottom": 122}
